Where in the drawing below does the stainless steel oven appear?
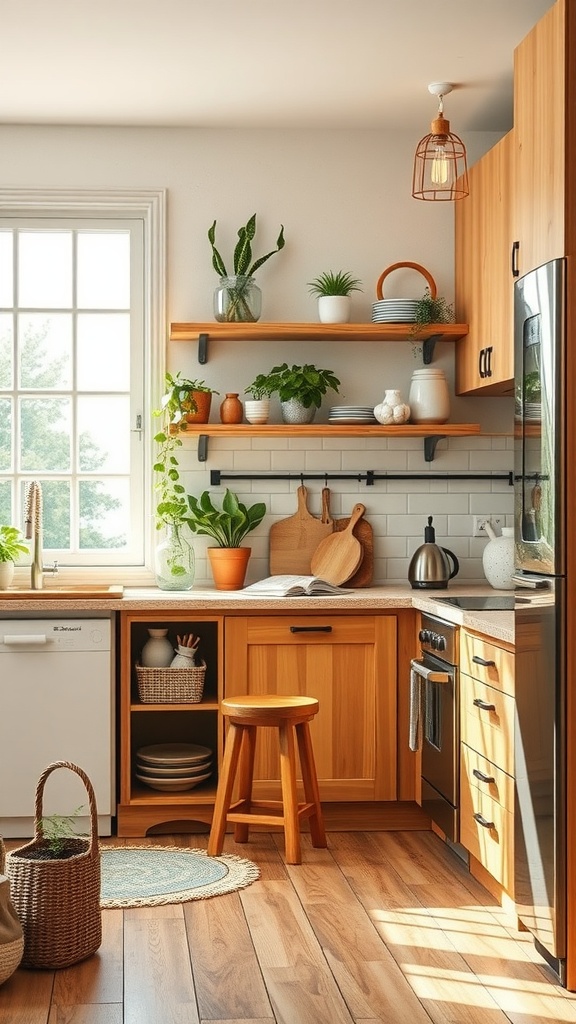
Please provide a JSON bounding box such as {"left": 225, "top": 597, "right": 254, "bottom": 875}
{"left": 410, "top": 612, "right": 459, "bottom": 841}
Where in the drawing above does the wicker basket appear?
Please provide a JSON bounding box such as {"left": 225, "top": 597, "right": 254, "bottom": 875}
{"left": 135, "top": 660, "right": 206, "bottom": 703}
{"left": 0, "top": 839, "right": 24, "bottom": 985}
{"left": 6, "top": 761, "right": 102, "bottom": 970}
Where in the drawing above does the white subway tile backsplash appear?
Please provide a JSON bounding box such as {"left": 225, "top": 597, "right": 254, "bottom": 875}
{"left": 408, "top": 493, "right": 469, "bottom": 515}
{"left": 233, "top": 450, "right": 271, "bottom": 470}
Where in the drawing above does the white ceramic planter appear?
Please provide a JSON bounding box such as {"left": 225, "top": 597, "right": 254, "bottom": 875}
{"left": 482, "top": 526, "right": 515, "bottom": 590}
{"left": 0, "top": 561, "right": 15, "bottom": 589}
{"left": 317, "top": 295, "right": 351, "bottom": 324}
{"left": 408, "top": 368, "right": 450, "bottom": 424}
{"left": 244, "top": 398, "right": 270, "bottom": 424}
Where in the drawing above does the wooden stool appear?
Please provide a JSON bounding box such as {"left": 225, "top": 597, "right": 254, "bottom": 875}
{"left": 208, "top": 695, "right": 327, "bottom": 865}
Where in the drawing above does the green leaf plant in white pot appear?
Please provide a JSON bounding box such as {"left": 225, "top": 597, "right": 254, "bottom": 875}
{"left": 307, "top": 270, "right": 362, "bottom": 324}
{"left": 209, "top": 214, "right": 286, "bottom": 323}
{"left": 243, "top": 372, "right": 278, "bottom": 424}
{"left": 0, "top": 525, "right": 29, "bottom": 590}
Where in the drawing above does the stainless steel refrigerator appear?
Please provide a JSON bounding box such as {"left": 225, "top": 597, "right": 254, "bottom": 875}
{"left": 514, "top": 256, "right": 567, "bottom": 984}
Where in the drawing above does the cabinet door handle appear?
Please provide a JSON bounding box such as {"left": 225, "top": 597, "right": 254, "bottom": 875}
{"left": 479, "top": 348, "right": 486, "bottom": 378}
{"left": 473, "top": 697, "right": 496, "bottom": 711}
{"left": 289, "top": 625, "right": 333, "bottom": 633}
{"left": 472, "top": 655, "right": 496, "bottom": 667}
{"left": 511, "top": 241, "right": 520, "bottom": 278}
{"left": 473, "top": 768, "right": 496, "bottom": 784}
{"left": 485, "top": 345, "right": 493, "bottom": 377}
{"left": 474, "top": 812, "right": 495, "bottom": 829}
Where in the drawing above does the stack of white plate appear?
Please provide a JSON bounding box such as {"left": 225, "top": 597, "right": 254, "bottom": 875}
{"left": 372, "top": 299, "right": 419, "bottom": 323}
{"left": 329, "top": 405, "right": 377, "bottom": 425}
{"left": 135, "top": 742, "right": 213, "bottom": 792}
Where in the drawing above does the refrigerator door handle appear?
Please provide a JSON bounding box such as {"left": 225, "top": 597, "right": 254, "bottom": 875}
{"left": 511, "top": 574, "right": 551, "bottom": 589}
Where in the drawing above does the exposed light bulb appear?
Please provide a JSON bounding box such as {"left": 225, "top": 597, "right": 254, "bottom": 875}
{"left": 431, "top": 144, "right": 449, "bottom": 185}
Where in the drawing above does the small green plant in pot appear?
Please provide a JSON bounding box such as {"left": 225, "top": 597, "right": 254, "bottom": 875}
{"left": 186, "top": 489, "right": 266, "bottom": 590}
{"left": 0, "top": 525, "right": 29, "bottom": 589}
{"left": 244, "top": 372, "right": 278, "bottom": 424}
{"left": 308, "top": 270, "right": 362, "bottom": 324}
{"left": 209, "top": 214, "right": 286, "bottom": 323}
{"left": 263, "top": 363, "right": 341, "bottom": 423}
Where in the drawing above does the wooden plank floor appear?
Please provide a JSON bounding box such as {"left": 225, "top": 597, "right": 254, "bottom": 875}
{"left": 2, "top": 830, "right": 576, "bottom": 1024}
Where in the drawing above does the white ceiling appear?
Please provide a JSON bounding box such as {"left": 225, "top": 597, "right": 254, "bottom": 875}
{"left": 0, "top": 0, "right": 554, "bottom": 131}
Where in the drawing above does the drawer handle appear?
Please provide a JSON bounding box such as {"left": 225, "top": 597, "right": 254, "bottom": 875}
{"left": 472, "top": 655, "right": 496, "bottom": 667}
{"left": 473, "top": 698, "right": 496, "bottom": 712}
{"left": 473, "top": 768, "right": 496, "bottom": 784}
{"left": 474, "top": 812, "right": 495, "bottom": 829}
{"left": 289, "top": 625, "right": 333, "bottom": 633}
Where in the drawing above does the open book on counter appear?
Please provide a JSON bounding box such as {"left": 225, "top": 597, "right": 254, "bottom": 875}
{"left": 243, "top": 575, "right": 353, "bottom": 597}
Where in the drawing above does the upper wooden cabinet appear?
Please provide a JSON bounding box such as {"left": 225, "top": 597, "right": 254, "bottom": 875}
{"left": 513, "top": 0, "right": 573, "bottom": 276}
{"left": 455, "top": 131, "right": 514, "bottom": 396}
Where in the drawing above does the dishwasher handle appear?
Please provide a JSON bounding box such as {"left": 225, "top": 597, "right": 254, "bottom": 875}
{"left": 2, "top": 634, "right": 50, "bottom": 645}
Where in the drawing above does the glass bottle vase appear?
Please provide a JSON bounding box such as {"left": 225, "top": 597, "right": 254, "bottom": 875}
{"left": 214, "top": 275, "right": 262, "bottom": 323}
{"left": 154, "top": 524, "right": 195, "bottom": 591}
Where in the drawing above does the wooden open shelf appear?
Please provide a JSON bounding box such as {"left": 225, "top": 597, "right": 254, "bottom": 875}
{"left": 169, "top": 321, "right": 469, "bottom": 365}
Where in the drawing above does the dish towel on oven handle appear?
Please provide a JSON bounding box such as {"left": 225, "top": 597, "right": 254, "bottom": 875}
{"left": 409, "top": 662, "right": 421, "bottom": 751}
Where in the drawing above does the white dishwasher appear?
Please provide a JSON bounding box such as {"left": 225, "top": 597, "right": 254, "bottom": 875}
{"left": 0, "top": 618, "right": 115, "bottom": 838}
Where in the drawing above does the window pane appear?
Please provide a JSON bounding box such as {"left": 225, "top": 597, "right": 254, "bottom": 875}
{"left": 18, "top": 232, "right": 72, "bottom": 308}
{"left": 77, "top": 314, "right": 130, "bottom": 390}
{"left": 77, "top": 231, "right": 130, "bottom": 309}
{"left": 0, "top": 481, "right": 11, "bottom": 523}
{"left": 42, "top": 479, "right": 71, "bottom": 549}
{"left": 19, "top": 314, "right": 72, "bottom": 389}
{"left": 79, "top": 478, "right": 129, "bottom": 550}
{"left": 0, "top": 232, "right": 13, "bottom": 306}
{"left": 78, "top": 397, "right": 130, "bottom": 473}
{"left": 0, "top": 315, "right": 13, "bottom": 389}
{"left": 0, "top": 399, "right": 11, "bottom": 471}
{"left": 20, "top": 398, "right": 71, "bottom": 471}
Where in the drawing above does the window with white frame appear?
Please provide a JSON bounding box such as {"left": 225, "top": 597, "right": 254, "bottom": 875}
{"left": 0, "top": 190, "right": 165, "bottom": 571}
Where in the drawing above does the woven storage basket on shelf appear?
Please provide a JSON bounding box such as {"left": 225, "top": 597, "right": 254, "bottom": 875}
{"left": 0, "top": 838, "right": 24, "bottom": 985}
{"left": 135, "top": 660, "right": 206, "bottom": 703}
{"left": 6, "top": 761, "right": 102, "bottom": 970}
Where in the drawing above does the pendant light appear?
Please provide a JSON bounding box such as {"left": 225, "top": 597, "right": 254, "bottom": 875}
{"left": 412, "top": 83, "right": 469, "bottom": 201}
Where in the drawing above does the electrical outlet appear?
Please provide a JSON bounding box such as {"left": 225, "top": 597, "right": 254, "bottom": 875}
{"left": 473, "top": 515, "right": 503, "bottom": 537}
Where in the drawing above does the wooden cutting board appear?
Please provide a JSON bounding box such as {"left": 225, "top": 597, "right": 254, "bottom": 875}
{"left": 310, "top": 503, "right": 365, "bottom": 585}
{"left": 269, "top": 485, "right": 334, "bottom": 575}
{"left": 332, "top": 513, "right": 374, "bottom": 589}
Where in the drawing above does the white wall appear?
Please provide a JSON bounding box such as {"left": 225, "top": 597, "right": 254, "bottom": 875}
{"left": 0, "top": 125, "right": 513, "bottom": 585}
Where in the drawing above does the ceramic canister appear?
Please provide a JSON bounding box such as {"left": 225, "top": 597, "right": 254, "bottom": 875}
{"left": 141, "top": 628, "right": 174, "bottom": 667}
{"left": 408, "top": 368, "right": 450, "bottom": 424}
{"left": 482, "top": 526, "right": 515, "bottom": 590}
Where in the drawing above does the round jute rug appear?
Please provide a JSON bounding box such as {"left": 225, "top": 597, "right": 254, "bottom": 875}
{"left": 100, "top": 846, "right": 260, "bottom": 909}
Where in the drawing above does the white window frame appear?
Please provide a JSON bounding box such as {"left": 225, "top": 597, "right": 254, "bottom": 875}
{"left": 0, "top": 188, "right": 166, "bottom": 585}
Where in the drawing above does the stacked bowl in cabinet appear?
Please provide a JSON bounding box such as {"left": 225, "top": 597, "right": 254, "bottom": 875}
{"left": 135, "top": 742, "right": 213, "bottom": 792}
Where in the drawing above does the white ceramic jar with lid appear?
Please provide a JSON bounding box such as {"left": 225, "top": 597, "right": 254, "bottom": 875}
{"left": 408, "top": 368, "right": 450, "bottom": 424}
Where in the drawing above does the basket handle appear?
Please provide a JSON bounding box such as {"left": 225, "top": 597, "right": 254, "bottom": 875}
{"left": 33, "top": 761, "right": 100, "bottom": 859}
{"left": 376, "top": 262, "right": 437, "bottom": 300}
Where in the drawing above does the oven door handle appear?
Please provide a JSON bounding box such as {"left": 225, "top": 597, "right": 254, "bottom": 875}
{"left": 410, "top": 659, "right": 450, "bottom": 684}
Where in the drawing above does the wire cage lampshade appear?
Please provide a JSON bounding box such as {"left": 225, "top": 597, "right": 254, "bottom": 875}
{"left": 412, "top": 83, "right": 469, "bottom": 201}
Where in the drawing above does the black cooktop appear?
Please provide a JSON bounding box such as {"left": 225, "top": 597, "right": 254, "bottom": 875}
{"left": 436, "top": 596, "right": 515, "bottom": 611}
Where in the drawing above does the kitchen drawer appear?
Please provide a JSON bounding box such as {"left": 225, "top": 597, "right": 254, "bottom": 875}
{"left": 461, "top": 742, "right": 514, "bottom": 812}
{"left": 243, "top": 615, "right": 378, "bottom": 645}
{"left": 460, "top": 673, "right": 515, "bottom": 776}
{"left": 460, "top": 632, "right": 514, "bottom": 696}
{"left": 460, "top": 774, "right": 514, "bottom": 893}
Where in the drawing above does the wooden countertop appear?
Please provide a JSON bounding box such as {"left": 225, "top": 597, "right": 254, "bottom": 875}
{"left": 0, "top": 584, "right": 514, "bottom": 644}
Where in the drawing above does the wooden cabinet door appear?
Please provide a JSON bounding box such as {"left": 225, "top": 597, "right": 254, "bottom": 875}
{"left": 224, "top": 614, "right": 397, "bottom": 801}
{"left": 513, "top": 0, "right": 567, "bottom": 276}
{"left": 455, "top": 131, "right": 514, "bottom": 396}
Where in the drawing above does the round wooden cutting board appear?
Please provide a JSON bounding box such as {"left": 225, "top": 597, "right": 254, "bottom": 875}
{"left": 310, "top": 503, "right": 365, "bottom": 585}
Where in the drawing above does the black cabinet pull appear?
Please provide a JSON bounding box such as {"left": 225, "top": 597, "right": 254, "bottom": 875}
{"left": 479, "top": 348, "right": 487, "bottom": 378}
{"left": 485, "top": 345, "right": 493, "bottom": 377}
{"left": 472, "top": 655, "right": 496, "bottom": 667}
{"left": 473, "top": 697, "right": 496, "bottom": 711}
{"left": 289, "top": 625, "right": 332, "bottom": 633}
{"left": 473, "top": 768, "right": 496, "bottom": 784}
{"left": 511, "top": 240, "right": 520, "bottom": 278}
{"left": 474, "top": 812, "right": 496, "bottom": 829}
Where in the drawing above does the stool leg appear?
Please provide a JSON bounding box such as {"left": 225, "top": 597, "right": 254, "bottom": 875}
{"left": 296, "top": 721, "right": 327, "bottom": 849}
{"left": 279, "top": 722, "right": 301, "bottom": 865}
{"left": 208, "top": 721, "right": 244, "bottom": 856}
{"left": 234, "top": 724, "right": 257, "bottom": 844}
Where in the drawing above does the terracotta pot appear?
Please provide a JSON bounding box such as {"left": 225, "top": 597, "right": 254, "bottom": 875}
{"left": 207, "top": 547, "right": 251, "bottom": 591}
{"left": 183, "top": 390, "right": 212, "bottom": 424}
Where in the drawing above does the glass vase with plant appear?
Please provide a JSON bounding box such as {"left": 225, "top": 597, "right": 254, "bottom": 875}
{"left": 209, "top": 214, "right": 285, "bottom": 323}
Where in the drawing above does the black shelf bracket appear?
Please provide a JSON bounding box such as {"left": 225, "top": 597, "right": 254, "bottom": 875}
{"left": 423, "top": 435, "right": 446, "bottom": 462}
{"left": 421, "top": 333, "right": 443, "bottom": 365}
{"left": 198, "top": 333, "right": 209, "bottom": 364}
{"left": 197, "top": 434, "right": 209, "bottom": 461}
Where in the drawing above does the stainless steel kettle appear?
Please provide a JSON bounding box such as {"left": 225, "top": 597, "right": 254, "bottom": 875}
{"left": 408, "top": 516, "right": 460, "bottom": 589}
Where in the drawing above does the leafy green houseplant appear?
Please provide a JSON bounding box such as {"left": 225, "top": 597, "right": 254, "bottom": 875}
{"left": 308, "top": 270, "right": 362, "bottom": 324}
{"left": 258, "top": 362, "right": 341, "bottom": 423}
{"left": 186, "top": 489, "right": 267, "bottom": 591}
{"left": 209, "top": 214, "right": 286, "bottom": 323}
{"left": 411, "top": 288, "right": 455, "bottom": 333}
{"left": 0, "top": 525, "right": 29, "bottom": 589}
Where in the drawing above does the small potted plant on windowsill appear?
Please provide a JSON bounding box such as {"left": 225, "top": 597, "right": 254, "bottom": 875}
{"left": 0, "top": 525, "right": 29, "bottom": 590}
{"left": 256, "top": 363, "right": 341, "bottom": 423}
{"left": 307, "top": 270, "right": 362, "bottom": 324}
{"left": 186, "top": 489, "right": 266, "bottom": 590}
